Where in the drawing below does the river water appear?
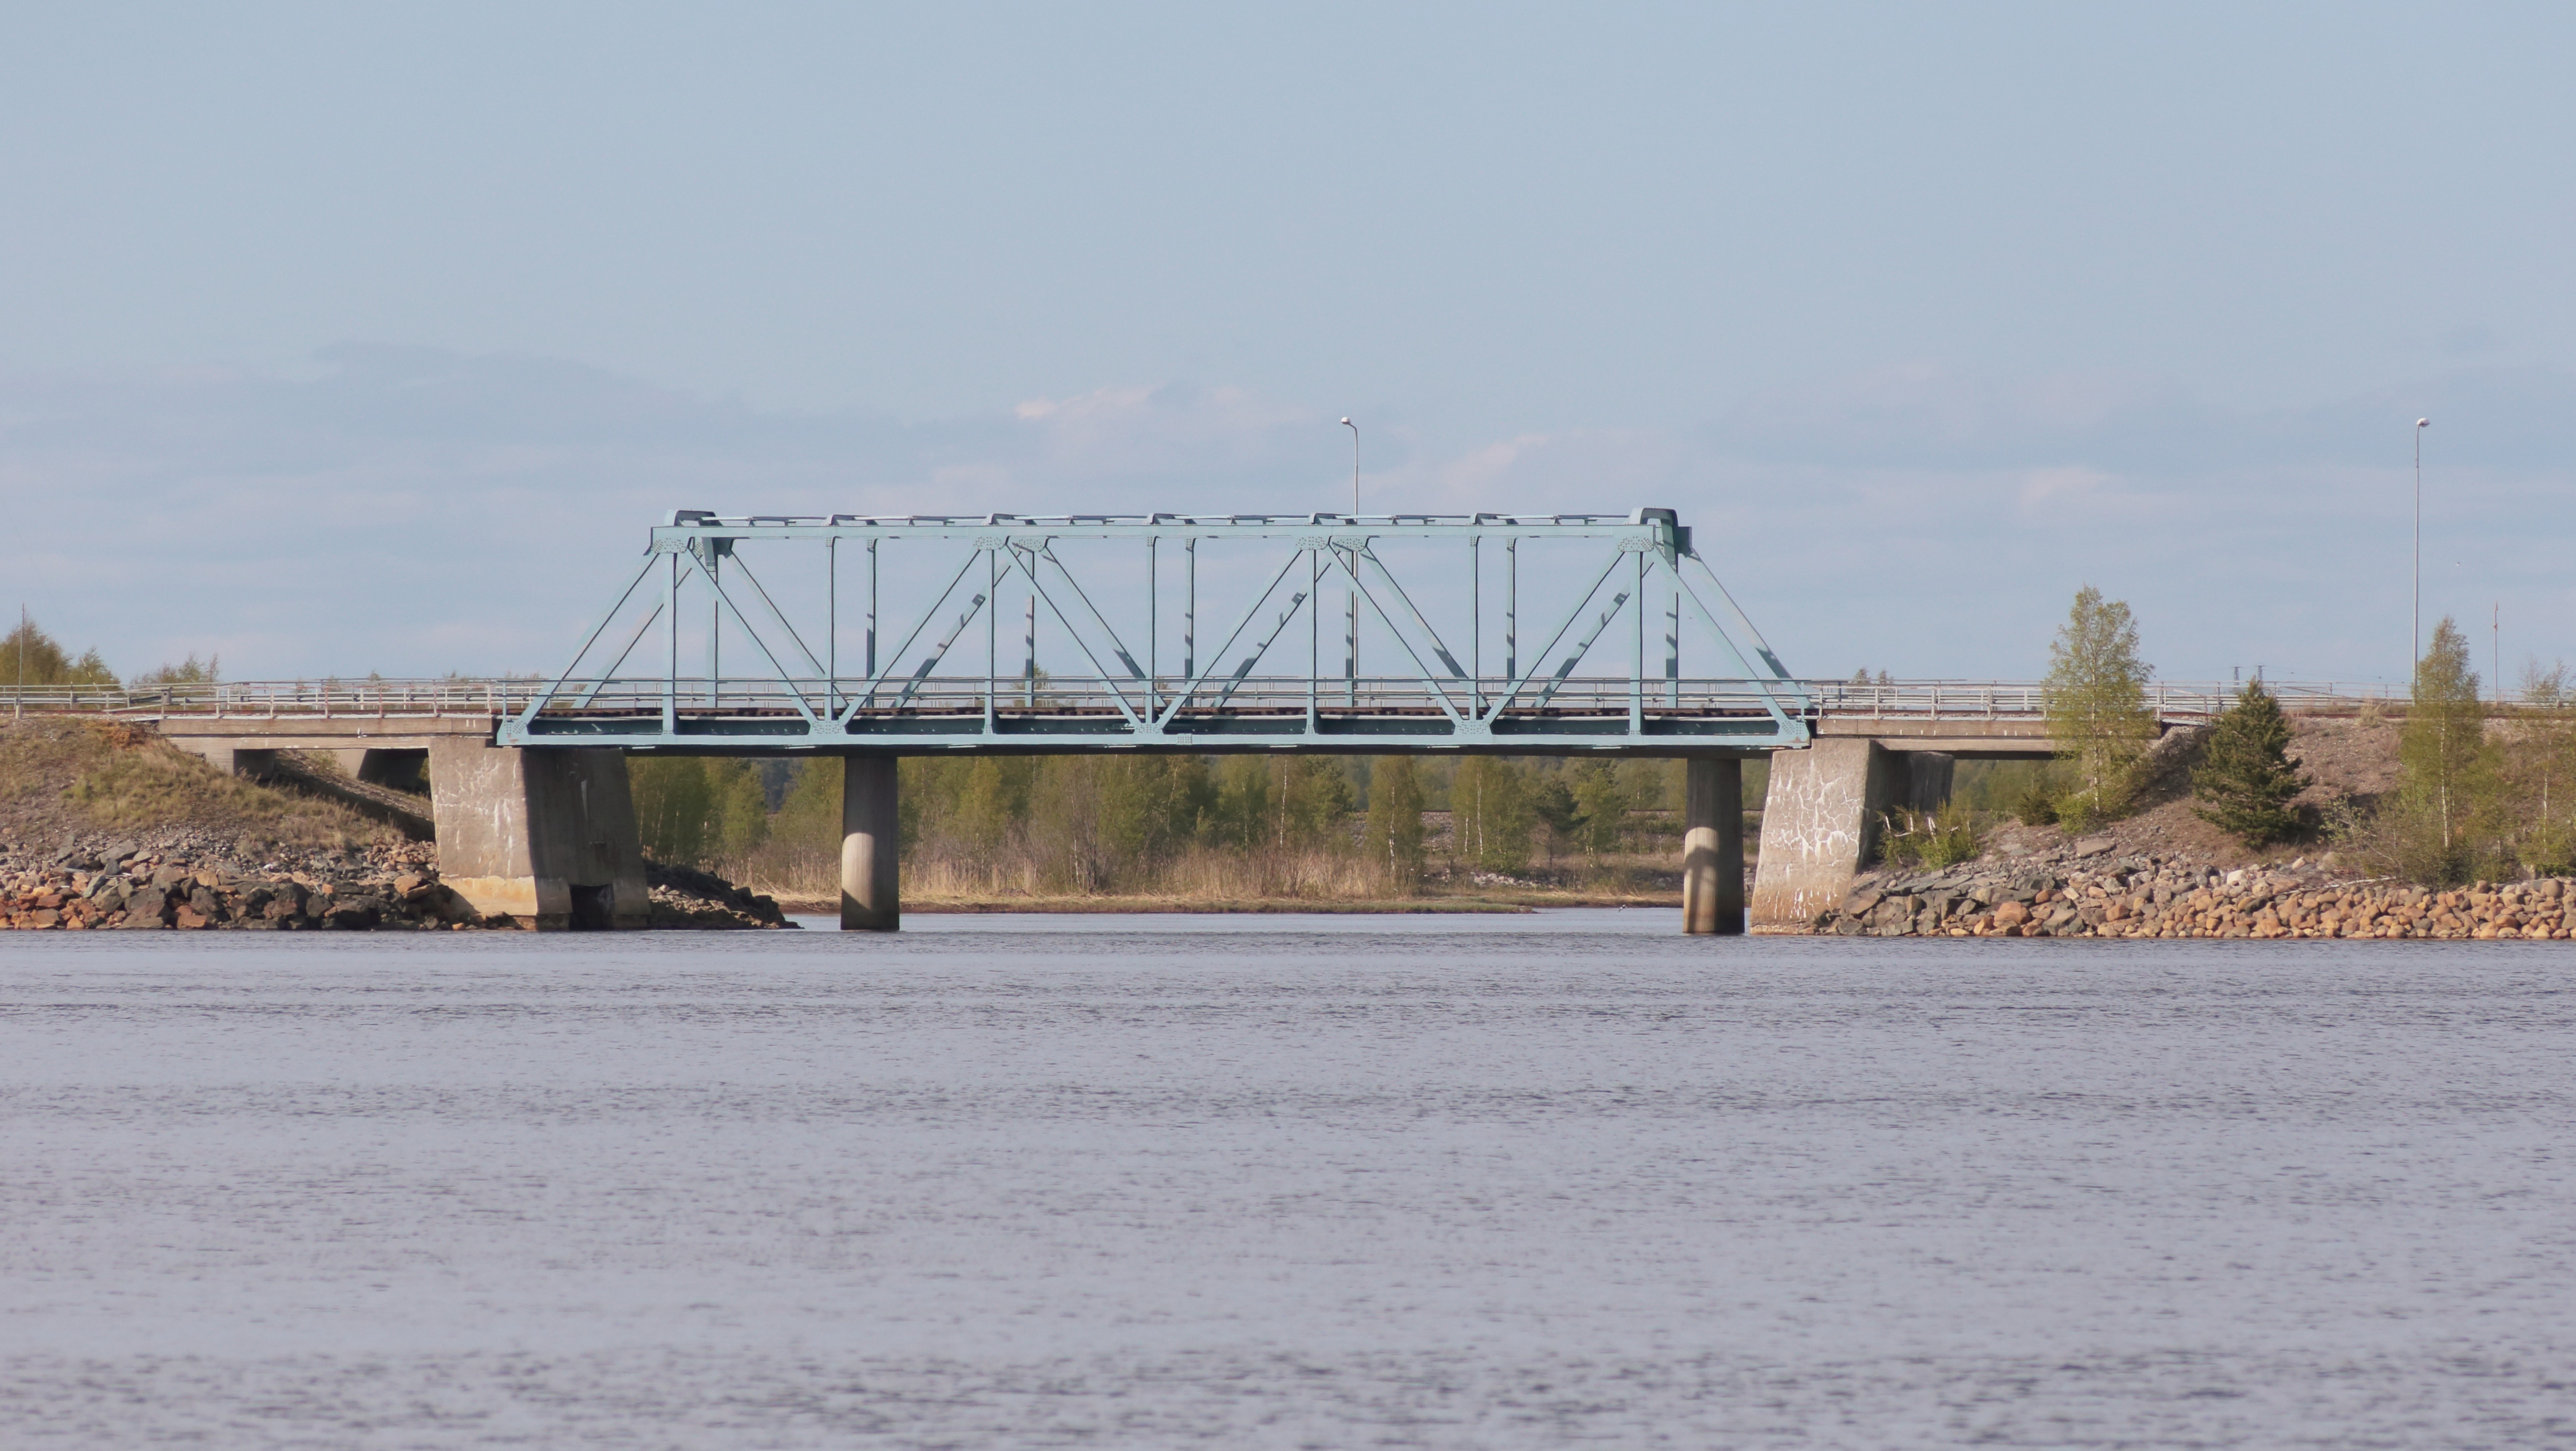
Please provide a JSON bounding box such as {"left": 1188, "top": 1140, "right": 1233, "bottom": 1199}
{"left": 2, "top": 913, "right": 2570, "bottom": 1448}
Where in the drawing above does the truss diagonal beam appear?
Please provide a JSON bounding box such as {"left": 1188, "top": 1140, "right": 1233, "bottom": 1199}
{"left": 726, "top": 554, "right": 827, "bottom": 679}
{"left": 1352, "top": 544, "right": 1466, "bottom": 677}
{"left": 839, "top": 548, "right": 982, "bottom": 719}
{"left": 890, "top": 575, "right": 993, "bottom": 711}
{"left": 1315, "top": 546, "right": 1466, "bottom": 725}
{"left": 513, "top": 555, "right": 657, "bottom": 732}
{"left": 1207, "top": 585, "right": 1313, "bottom": 713}
{"left": 1479, "top": 549, "right": 1626, "bottom": 721}
{"left": 683, "top": 551, "right": 820, "bottom": 724}
{"left": 1154, "top": 549, "right": 1311, "bottom": 728}
{"left": 992, "top": 546, "right": 1147, "bottom": 730}
{"left": 573, "top": 600, "right": 665, "bottom": 708}
{"left": 1526, "top": 587, "right": 1635, "bottom": 712}
{"left": 1037, "top": 545, "right": 1145, "bottom": 680}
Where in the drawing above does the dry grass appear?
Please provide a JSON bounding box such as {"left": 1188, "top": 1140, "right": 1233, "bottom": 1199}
{"left": 0, "top": 718, "right": 393, "bottom": 852}
{"left": 740, "top": 844, "right": 1412, "bottom": 906}
{"left": 740, "top": 840, "right": 1689, "bottom": 910}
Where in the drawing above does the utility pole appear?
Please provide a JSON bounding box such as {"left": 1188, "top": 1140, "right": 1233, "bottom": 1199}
{"left": 14, "top": 604, "right": 24, "bottom": 720}
{"left": 2494, "top": 601, "right": 2501, "bottom": 707}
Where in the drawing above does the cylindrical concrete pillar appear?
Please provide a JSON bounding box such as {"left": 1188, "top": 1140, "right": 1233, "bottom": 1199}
{"left": 1682, "top": 756, "right": 1745, "bottom": 936}
{"left": 840, "top": 755, "right": 901, "bottom": 932}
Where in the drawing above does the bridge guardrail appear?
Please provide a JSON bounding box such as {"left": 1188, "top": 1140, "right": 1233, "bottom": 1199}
{"left": 0, "top": 676, "right": 2520, "bottom": 724}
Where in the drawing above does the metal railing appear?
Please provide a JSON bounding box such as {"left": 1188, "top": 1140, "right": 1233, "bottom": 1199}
{"left": 0, "top": 679, "right": 546, "bottom": 719}
{"left": 0, "top": 676, "right": 2498, "bottom": 724}
{"left": 1799, "top": 679, "right": 2432, "bottom": 720}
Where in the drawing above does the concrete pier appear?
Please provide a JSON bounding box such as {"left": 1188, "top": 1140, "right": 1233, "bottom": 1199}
{"left": 1681, "top": 756, "right": 1745, "bottom": 936}
{"left": 840, "top": 755, "right": 900, "bottom": 931}
{"left": 425, "top": 740, "right": 649, "bottom": 929}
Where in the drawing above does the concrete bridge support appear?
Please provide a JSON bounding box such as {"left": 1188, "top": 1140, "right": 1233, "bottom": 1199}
{"left": 1750, "top": 739, "right": 1899, "bottom": 930}
{"left": 425, "top": 740, "right": 650, "bottom": 929}
{"left": 840, "top": 755, "right": 900, "bottom": 931}
{"left": 1749, "top": 742, "right": 1962, "bottom": 929}
{"left": 1681, "top": 757, "right": 1745, "bottom": 935}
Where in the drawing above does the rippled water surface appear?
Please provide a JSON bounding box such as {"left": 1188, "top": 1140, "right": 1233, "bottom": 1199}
{"left": 3, "top": 913, "right": 2571, "bottom": 1448}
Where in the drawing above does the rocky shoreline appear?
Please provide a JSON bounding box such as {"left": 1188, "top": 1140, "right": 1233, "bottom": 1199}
{"left": 1, "top": 833, "right": 791, "bottom": 932}
{"left": 1816, "top": 848, "right": 2574, "bottom": 941}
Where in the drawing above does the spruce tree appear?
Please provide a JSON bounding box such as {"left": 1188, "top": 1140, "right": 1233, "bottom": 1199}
{"left": 2191, "top": 679, "right": 2308, "bottom": 846}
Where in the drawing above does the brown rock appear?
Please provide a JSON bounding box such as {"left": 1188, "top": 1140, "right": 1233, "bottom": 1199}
{"left": 1992, "top": 900, "right": 2030, "bottom": 928}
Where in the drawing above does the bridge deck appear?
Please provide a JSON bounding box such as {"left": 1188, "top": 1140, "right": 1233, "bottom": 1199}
{"left": 6, "top": 677, "right": 2439, "bottom": 757}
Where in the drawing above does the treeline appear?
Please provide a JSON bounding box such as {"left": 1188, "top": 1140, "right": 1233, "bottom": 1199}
{"left": 2366, "top": 620, "right": 2576, "bottom": 885}
{"left": 630, "top": 754, "right": 1742, "bottom": 900}
{"left": 1973, "top": 589, "right": 2576, "bottom": 888}
{"left": 2, "top": 617, "right": 216, "bottom": 689}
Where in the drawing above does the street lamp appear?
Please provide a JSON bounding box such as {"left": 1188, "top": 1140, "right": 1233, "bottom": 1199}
{"left": 1341, "top": 417, "right": 1359, "bottom": 701}
{"left": 2413, "top": 417, "right": 2430, "bottom": 682}
{"left": 1342, "top": 417, "right": 1359, "bottom": 513}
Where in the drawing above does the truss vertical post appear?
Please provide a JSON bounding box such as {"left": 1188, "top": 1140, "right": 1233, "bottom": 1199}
{"left": 1147, "top": 535, "right": 1157, "bottom": 714}
{"left": 708, "top": 549, "right": 721, "bottom": 711}
{"left": 1470, "top": 534, "right": 1481, "bottom": 717}
{"left": 1667, "top": 583, "right": 1680, "bottom": 708}
{"left": 1631, "top": 550, "right": 1646, "bottom": 736}
{"left": 1184, "top": 538, "right": 1196, "bottom": 681}
{"left": 866, "top": 538, "right": 878, "bottom": 678}
{"left": 1505, "top": 538, "right": 1518, "bottom": 683}
{"left": 1307, "top": 549, "right": 1321, "bottom": 733}
{"left": 662, "top": 554, "right": 678, "bottom": 736}
{"left": 827, "top": 536, "right": 838, "bottom": 714}
{"left": 985, "top": 549, "right": 998, "bottom": 734}
{"left": 1346, "top": 571, "right": 1357, "bottom": 709}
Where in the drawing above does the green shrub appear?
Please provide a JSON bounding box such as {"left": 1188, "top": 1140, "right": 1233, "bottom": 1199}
{"left": 2014, "top": 782, "right": 2059, "bottom": 826}
{"left": 1878, "top": 807, "right": 1988, "bottom": 869}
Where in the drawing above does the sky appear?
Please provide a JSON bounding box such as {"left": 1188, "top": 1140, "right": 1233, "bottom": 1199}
{"left": 2, "top": 2, "right": 2571, "bottom": 687}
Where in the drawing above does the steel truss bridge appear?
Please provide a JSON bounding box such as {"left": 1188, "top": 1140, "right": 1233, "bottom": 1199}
{"left": 487, "top": 509, "right": 1816, "bottom": 755}
{"left": 1, "top": 505, "right": 2459, "bottom": 751}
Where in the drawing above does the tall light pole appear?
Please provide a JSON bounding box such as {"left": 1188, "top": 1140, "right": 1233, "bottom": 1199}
{"left": 2413, "top": 417, "right": 2429, "bottom": 682}
{"left": 1341, "top": 417, "right": 1359, "bottom": 703}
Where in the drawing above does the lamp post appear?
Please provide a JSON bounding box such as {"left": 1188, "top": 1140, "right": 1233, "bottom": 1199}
{"left": 1342, "top": 417, "right": 1359, "bottom": 705}
{"left": 2413, "top": 417, "right": 2429, "bottom": 681}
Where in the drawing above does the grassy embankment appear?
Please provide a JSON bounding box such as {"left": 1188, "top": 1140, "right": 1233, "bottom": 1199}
{"left": 0, "top": 718, "right": 395, "bottom": 855}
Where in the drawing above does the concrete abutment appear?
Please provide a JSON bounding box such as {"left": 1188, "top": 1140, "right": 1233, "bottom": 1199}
{"left": 424, "top": 740, "right": 650, "bottom": 929}
{"left": 1749, "top": 741, "right": 1959, "bottom": 930}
